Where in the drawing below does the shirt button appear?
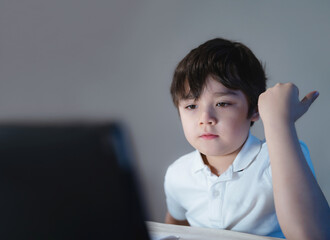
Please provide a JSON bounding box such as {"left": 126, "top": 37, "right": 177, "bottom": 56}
{"left": 213, "top": 190, "right": 220, "bottom": 197}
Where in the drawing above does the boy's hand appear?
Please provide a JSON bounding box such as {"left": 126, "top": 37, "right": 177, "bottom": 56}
{"left": 258, "top": 83, "right": 319, "bottom": 125}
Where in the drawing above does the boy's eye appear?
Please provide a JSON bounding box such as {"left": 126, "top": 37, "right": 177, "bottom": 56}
{"left": 185, "top": 104, "right": 197, "bottom": 110}
{"left": 216, "top": 102, "right": 230, "bottom": 107}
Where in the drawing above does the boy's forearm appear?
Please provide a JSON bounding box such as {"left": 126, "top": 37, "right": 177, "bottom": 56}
{"left": 264, "top": 120, "right": 330, "bottom": 240}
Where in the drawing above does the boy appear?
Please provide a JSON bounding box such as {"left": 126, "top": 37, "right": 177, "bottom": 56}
{"left": 164, "top": 38, "right": 330, "bottom": 239}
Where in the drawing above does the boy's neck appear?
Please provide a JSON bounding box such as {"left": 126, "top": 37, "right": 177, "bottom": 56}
{"left": 201, "top": 147, "right": 242, "bottom": 176}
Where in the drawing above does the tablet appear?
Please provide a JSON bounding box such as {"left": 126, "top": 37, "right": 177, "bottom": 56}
{"left": 0, "top": 123, "right": 150, "bottom": 239}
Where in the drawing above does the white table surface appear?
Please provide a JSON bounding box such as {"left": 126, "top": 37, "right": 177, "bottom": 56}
{"left": 146, "top": 221, "right": 282, "bottom": 240}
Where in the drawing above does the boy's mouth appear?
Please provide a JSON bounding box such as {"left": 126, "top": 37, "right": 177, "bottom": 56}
{"left": 200, "top": 134, "right": 219, "bottom": 140}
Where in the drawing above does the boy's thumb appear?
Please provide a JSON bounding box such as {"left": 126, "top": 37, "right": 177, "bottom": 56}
{"left": 301, "top": 91, "right": 319, "bottom": 108}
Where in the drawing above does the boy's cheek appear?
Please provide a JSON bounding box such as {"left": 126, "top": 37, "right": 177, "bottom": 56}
{"left": 181, "top": 121, "right": 194, "bottom": 134}
{"left": 179, "top": 112, "right": 191, "bottom": 125}
{"left": 177, "top": 108, "right": 185, "bottom": 119}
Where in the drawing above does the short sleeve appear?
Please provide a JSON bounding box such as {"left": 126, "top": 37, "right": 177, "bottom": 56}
{"left": 164, "top": 167, "right": 187, "bottom": 220}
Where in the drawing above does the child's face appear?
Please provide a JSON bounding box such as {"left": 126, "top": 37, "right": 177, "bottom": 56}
{"left": 178, "top": 76, "right": 259, "bottom": 159}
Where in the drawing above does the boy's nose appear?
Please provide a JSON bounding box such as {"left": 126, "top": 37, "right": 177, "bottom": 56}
{"left": 199, "top": 110, "right": 217, "bottom": 126}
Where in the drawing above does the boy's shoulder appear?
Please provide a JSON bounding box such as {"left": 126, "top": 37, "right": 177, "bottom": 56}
{"left": 166, "top": 150, "right": 203, "bottom": 177}
{"left": 165, "top": 150, "right": 206, "bottom": 191}
{"left": 168, "top": 150, "right": 200, "bottom": 169}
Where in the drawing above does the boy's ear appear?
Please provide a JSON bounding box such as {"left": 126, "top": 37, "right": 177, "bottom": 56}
{"left": 250, "top": 108, "right": 260, "bottom": 122}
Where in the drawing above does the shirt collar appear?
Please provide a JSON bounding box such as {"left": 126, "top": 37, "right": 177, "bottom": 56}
{"left": 191, "top": 150, "right": 208, "bottom": 173}
{"left": 191, "top": 133, "right": 262, "bottom": 174}
{"left": 232, "top": 133, "right": 262, "bottom": 172}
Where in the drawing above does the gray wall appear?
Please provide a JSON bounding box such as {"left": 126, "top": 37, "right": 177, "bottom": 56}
{"left": 1, "top": 0, "right": 329, "bottom": 222}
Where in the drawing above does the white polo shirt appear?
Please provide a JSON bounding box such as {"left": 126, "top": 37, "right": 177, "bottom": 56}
{"left": 164, "top": 134, "right": 314, "bottom": 238}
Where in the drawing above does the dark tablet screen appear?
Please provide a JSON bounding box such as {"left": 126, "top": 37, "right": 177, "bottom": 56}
{"left": 0, "top": 123, "right": 150, "bottom": 240}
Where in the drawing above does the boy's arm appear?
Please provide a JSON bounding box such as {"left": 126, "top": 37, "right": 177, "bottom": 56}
{"left": 164, "top": 167, "right": 190, "bottom": 226}
{"left": 258, "top": 83, "right": 330, "bottom": 240}
{"left": 165, "top": 212, "right": 190, "bottom": 226}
